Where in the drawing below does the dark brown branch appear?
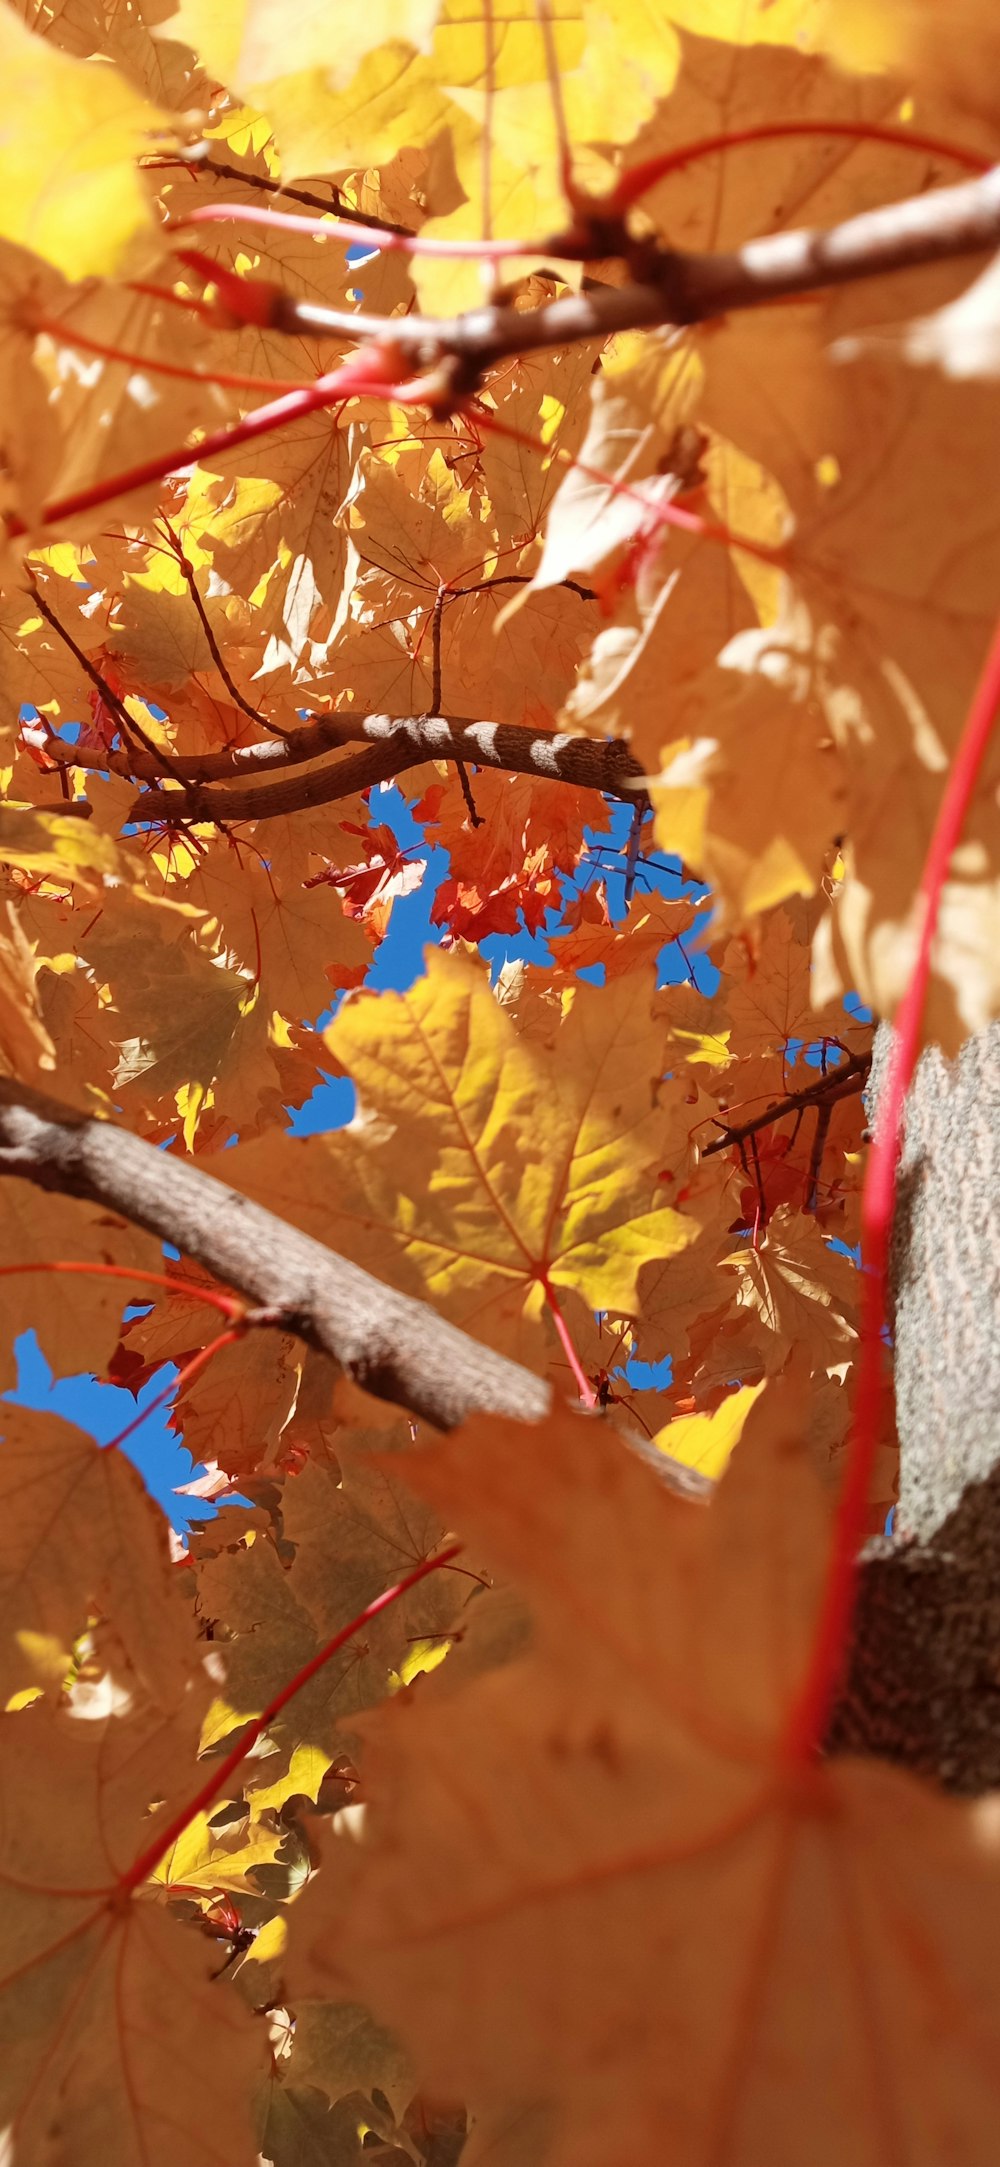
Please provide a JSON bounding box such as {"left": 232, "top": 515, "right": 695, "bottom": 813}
{"left": 264, "top": 165, "right": 1000, "bottom": 380}
{"left": 0, "top": 1078, "right": 549, "bottom": 1431}
{"left": 125, "top": 715, "right": 646, "bottom": 827}
{"left": 806, "top": 1098, "right": 834, "bottom": 1213}
{"left": 701, "top": 1049, "right": 871, "bottom": 1159}
{"left": 27, "top": 710, "right": 362, "bottom": 786}
{"left": 27, "top": 582, "right": 169, "bottom": 782}
{"left": 193, "top": 152, "right": 412, "bottom": 237}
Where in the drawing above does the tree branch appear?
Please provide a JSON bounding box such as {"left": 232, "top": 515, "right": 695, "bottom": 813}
{"left": 0, "top": 1078, "right": 549, "bottom": 1431}
{"left": 261, "top": 166, "right": 1000, "bottom": 379}
{"left": 124, "top": 715, "right": 646, "bottom": 826}
{"left": 700, "top": 1049, "right": 871, "bottom": 1159}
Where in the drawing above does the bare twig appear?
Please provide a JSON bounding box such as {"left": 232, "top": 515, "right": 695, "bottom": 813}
{"left": 146, "top": 146, "right": 412, "bottom": 236}
{"left": 27, "top": 581, "right": 169, "bottom": 781}
{"left": 157, "top": 516, "right": 294, "bottom": 739}
{"left": 807, "top": 1099, "right": 835, "bottom": 1212}
{"left": 428, "top": 587, "right": 481, "bottom": 824}
{"left": 701, "top": 1048, "right": 872, "bottom": 1159}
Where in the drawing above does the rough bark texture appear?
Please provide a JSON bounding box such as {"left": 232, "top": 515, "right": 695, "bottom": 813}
{"left": 6, "top": 1028, "right": 1000, "bottom": 1790}
{"left": 828, "top": 1021, "right": 1000, "bottom": 1792}
{"left": 126, "top": 716, "right": 645, "bottom": 828}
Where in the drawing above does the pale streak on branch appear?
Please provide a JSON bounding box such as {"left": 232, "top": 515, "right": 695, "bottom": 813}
{"left": 265, "top": 166, "right": 1000, "bottom": 375}
{"left": 124, "top": 714, "right": 646, "bottom": 826}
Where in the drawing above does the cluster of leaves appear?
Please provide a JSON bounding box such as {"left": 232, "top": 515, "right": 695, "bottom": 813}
{"left": 2, "top": 0, "right": 1000, "bottom": 2161}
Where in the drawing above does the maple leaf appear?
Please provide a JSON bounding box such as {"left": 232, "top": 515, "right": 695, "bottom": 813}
{"left": 0, "top": 1181, "right": 162, "bottom": 1392}
{"left": 0, "top": 1402, "right": 200, "bottom": 1708}
{"left": 625, "top": 17, "right": 964, "bottom": 260}
{"left": 193, "top": 1451, "right": 460, "bottom": 1761}
{"left": 289, "top": 1387, "right": 1000, "bottom": 2167}
{"left": 227, "top": 949, "right": 695, "bottom": 1367}
{"left": 170, "top": 1327, "right": 301, "bottom": 1478}
{"left": 163, "top": 0, "right": 440, "bottom": 109}
{"left": 0, "top": 803, "right": 120, "bottom": 890}
{"left": 552, "top": 885, "right": 698, "bottom": 979}
{"left": 0, "top": 899, "right": 55, "bottom": 1083}
{"left": 0, "top": 8, "right": 171, "bottom": 280}
{"left": 0, "top": 1677, "right": 265, "bottom": 2166}
{"left": 690, "top": 291, "right": 1000, "bottom": 1044}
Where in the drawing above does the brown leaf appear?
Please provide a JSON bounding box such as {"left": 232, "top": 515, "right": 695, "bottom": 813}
{"left": 291, "top": 1390, "right": 1000, "bottom": 2167}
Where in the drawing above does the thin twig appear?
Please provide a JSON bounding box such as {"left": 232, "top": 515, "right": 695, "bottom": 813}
{"left": 806, "top": 1100, "right": 834, "bottom": 1213}
{"left": 749, "top": 1133, "right": 766, "bottom": 1231}
{"left": 157, "top": 515, "right": 294, "bottom": 739}
{"left": 26, "top": 579, "right": 185, "bottom": 786}
{"left": 147, "top": 147, "right": 412, "bottom": 236}
{"left": 0, "top": 1074, "right": 550, "bottom": 1432}
{"left": 428, "top": 586, "right": 482, "bottom": 824}
{"left": 265, "top": 165, "right": 1000, "bottom": 378}
{"left": 701, "top": 1049, "right": 872, "bottom": 1159}
{"left": 430, "top": 588, "right": 444, "bottom": 715}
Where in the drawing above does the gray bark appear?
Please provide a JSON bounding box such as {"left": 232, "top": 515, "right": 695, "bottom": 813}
{"left": 828, "top": 1022, "right": 1000, "bottom": 1791}
{"left": 0, "top": 1079, "right": 549, "bottom": 1433}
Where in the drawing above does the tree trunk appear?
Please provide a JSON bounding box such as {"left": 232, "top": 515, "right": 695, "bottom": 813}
{"left": 828, "top": 1022, "right": 1000, "bottom": 1791}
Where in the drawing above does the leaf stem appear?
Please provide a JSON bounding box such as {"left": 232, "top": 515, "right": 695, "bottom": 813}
{"left": 102, "top": 1326, "right": 242, "bottom": 1459}
{"left": 474, "top": 405, "right": 785, "bottom": 571}
{"left": 119, "top": 1543, "right": 462, "bottom": 1892}
{"left": 542, "top": 1279, "right": 598, "bottom": 1406}
{"left": 0, "top": 1258, "right": 243, "bottom": 1319}
{"left": 33, "top": 315, "right": 313, "bottom": 396}
{"left": 784, "top": 607, "right": 1000, "bottom": 1762}
{"left": 170, "top": 202, "right": 535, "bottom": 260}
{"left": 608, "top": 120, "right": 991, "bottom": 215}
{"left": 17, "top": 346, "right": 412, "bottom": 536}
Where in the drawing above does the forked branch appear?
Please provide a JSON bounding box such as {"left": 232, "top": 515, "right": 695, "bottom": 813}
{"left": 701, "top": 1049, "right": 872, "bottom": 1159}
{"left": 258, "top": 166, "right": 1000, "bottom": 386}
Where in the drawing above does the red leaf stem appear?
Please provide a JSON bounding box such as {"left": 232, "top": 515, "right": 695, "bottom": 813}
{"left": 542, "top": 1278, "right": 598, "bottom": 1407}
{"left": 784, "top": 607, "right": 1000, "bottom": 1763}
{"left": 0, "top": 1258, "right": 243, "bottom": 1319}
{"left": 119, "top": 1542, "right": 462, "bottom": 1892}
{"left": 101, "top": 1326, "right": 243, "bottom": 1458}
{"left": 17, "top": 344, "right": 414, "bottom": 535}
{"left": 475, "top": 406, "right": 785, "bottom": 571}
{"left": 171, "top": 203, "right": 535, "bottom": 260}
{"left": 125, "top": 280, "right": 218, "bottom": 323}
{"left": 33, "top": 315, "right": 314, "bottom": 396}
{"left": 609, "top": 120, "right": 991, "bottom": 215}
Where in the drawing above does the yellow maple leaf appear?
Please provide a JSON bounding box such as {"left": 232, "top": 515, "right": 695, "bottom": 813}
{"left": 0, "top": 804, "right": 120, "bottom": 889}
{"left": 654, "top": 1378, "right": 765, "bottom": 1476}
{"left": 0, "top": 7, "right": 170, "bottom": 279}
{"left": 165, "top": 0, "right": 440, "bottom": 96}
{"left": 229, "top": 950, "right": 694, "bottom": 1368}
